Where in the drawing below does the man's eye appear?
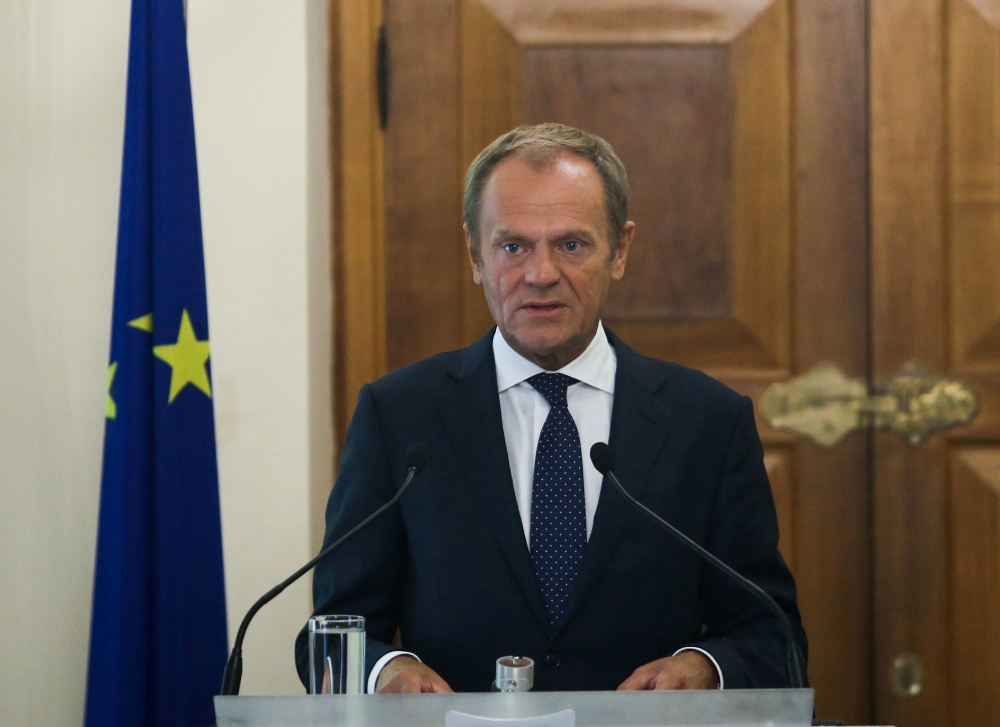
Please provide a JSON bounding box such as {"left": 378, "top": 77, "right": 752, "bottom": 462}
{"left": 564, "top": 241, "right": 580, "bottom": 252}
{"left": 503, "top": 243, "right": 521, "bottom": 254}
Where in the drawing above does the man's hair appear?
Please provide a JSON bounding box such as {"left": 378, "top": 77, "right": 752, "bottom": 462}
{"left": 463, "top": 123, "right": 629, "bottom": 259}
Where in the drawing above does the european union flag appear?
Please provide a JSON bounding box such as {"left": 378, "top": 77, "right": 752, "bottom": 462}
{"left": 85, "top": 1, "right": 228, "bottom": 725}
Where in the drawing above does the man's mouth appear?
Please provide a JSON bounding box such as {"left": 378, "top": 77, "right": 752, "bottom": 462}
{"left": 523, "top": 302, "right": 564, "bottom": 312}
{"left": 520, "top": 302, "right": 567, "bottom": 318}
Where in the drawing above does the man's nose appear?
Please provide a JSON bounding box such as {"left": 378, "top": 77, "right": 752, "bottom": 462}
{"left": 525, "top": 246, "right": 560, "bottom": 287}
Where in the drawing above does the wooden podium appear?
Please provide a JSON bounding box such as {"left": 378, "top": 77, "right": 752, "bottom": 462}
{"left": 215, "top": 688, "right": 815, "bottom": 726}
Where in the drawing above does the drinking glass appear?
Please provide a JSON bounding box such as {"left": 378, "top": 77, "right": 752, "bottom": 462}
{"left": 308, "top": 615, "right": 365, "bottom": 694}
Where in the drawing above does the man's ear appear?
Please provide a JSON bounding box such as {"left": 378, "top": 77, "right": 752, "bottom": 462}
{"left": 611, "top": 221, "right": 635, "bottom": 281}
{"left": 464, "top": 223, "right": 483, "bottom": 286}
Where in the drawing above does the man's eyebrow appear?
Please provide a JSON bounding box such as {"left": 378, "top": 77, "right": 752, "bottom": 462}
{"left": 552, "top": 228, "right": 597, "bottom": 242}
{"left": 491, "top": 227, "right": 597, "bottom": 243}
{"left": 492, "top": 228, "right": 533, "bottom": 243}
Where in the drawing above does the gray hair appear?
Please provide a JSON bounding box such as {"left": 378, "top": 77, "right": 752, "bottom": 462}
{"left": 463, "top": 123, "right": 629, "bottom": 259}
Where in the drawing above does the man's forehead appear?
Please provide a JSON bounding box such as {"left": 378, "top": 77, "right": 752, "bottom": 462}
{"left": 489, "top": 151, "right": 600, "bottom": 188}
{"left": 483, "top": 156, "right": 604, "bottom": 214}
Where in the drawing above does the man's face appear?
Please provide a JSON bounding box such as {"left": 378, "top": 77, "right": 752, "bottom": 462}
{"left": 466, "top": 153, "right": 633, "bottom": 370}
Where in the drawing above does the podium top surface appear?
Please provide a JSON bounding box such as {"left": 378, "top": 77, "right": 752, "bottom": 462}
{"left": 215, "top": 688, "right": 815, "bottom": 727}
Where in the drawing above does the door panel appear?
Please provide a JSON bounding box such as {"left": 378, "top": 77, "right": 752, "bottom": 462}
{"left": 950, "top": 0, "right": 1000, "bottom": 374}
{"left": 947, "top": 1, "right": 1000, "bottom": 724}
{"left": 790, "top": 1, "right": 870, "bottom": 721}
{"left": 950, "top": 449, "right": 1000, "bottom": 725}
{"left": 460, "top": 0, "right": 792, "bottom": 374}
{"left": 947, "top": 6, "right": 1000, "bottom": 719}
{"left": 948, "top": 6, "right": 1000, "bottom": 723}
{"left": 383, "top": 0, "right": 462, "bottom": 369}
{"left": 872, "top": 0, "right": 1000, "bottom": 725}
{"left": 870, "top": 0, "right": 948, "bottom": 723}
{"left": 524, "top": 45, "right": 732, "bottom": 323}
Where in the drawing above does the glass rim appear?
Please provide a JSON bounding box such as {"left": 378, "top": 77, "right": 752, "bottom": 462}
{"left": 308, "top": 614, "right": 365, "bottom": 632}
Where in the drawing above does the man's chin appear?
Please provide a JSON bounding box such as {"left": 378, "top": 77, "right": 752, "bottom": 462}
{"left": 501, "top": 325, "right": 588, "bottom": 365}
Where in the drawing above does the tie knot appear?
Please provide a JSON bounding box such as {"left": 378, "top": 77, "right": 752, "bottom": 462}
{"left": 527, "top": 372, "right": 578, "bottom": 408}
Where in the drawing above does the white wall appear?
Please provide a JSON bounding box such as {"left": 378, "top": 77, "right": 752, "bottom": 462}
{"left": 189, "top": 0, "right": 333, "bottom": 698}
{"left": 0, "top": 0, "right": 331, "bottom": 723}
{"left": 0, "top": 2, "right": 127, "bottom": 724}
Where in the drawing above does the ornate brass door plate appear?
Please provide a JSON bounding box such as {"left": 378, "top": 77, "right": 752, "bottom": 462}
{"left": 760, "top": 361, "right": 979, "bottom": 448}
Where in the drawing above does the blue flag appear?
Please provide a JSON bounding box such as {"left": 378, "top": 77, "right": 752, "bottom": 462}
{"left": 85, "top": 1, "right": 228, "bottom": 725}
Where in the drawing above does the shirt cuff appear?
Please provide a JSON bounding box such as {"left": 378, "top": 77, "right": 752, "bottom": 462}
{"left": 367, "top": 650, "right": 420, "bottom": 694}
{"left": 673, "top": 646, "right": 724, "bottom": 690}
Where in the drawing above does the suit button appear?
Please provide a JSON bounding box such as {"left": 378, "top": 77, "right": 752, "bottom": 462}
{"left": 544, "top": 654, "right": 561, "bottom": 669}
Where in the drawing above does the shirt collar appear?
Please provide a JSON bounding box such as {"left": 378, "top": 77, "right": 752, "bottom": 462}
{"left": 493, "top": 324, "right": 617, "bottom": 394}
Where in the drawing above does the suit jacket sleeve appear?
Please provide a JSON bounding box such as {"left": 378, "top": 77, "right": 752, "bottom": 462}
{"left": 680, "top": 396, "right": 808, "bottom": 688}
{"left": 295, "top": 383, "right": 408, "bottom": 689}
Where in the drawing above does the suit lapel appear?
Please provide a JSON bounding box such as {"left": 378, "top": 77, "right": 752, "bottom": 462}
{"left": 549, "top": 330, "right": 677, "bottom": 639}
{"left": 436, "top": 332, "right": 550, "bottom": 631}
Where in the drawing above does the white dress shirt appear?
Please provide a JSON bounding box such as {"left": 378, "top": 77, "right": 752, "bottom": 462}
{"left": 494, "top": 324, "right": 616, "bottom": 547}
{"left": 367, "top": 325, "right": 723, "bottom": 691}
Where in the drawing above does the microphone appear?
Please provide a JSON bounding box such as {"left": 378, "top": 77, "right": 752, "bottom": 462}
{"left": 219, "top": 442, "right": 428, "bottom": 696}
{"left": 589, "top": 442, "right": 806, "bottom": 689}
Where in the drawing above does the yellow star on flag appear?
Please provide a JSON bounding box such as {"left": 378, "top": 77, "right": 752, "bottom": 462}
{"left": 106, "top": 362, "right": 118, "bottom": 419}
{"left": 153, "top": 309, "right": 212, "bottom": 404}
{"left": 128, "top": 313, "right": 153, "bottom": 332}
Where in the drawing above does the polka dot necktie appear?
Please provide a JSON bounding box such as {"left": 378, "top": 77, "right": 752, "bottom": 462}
{"left": 528, "top": 372, "right": 587, "bottom": 626}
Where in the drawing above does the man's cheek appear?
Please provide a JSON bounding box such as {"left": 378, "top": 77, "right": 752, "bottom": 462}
{"left": 495, "top": 280, "right": 518, "bottom": 312}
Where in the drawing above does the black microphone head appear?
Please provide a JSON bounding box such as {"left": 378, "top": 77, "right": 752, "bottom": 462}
{"left": 404, "top": 443, "right": 428, "bottom": 473}
{"left": 590, "top": 442, "right": 615, "bottom": 475}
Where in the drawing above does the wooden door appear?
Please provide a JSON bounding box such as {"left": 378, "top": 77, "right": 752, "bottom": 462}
{"left": 871, "top": 1, "right": 1000, "bottom": 725}
{"left": 373, "top": 0, "right": 870, "bottom": 721}
{"left": 334, "top": 0, "right": 1000, "bottom": 723}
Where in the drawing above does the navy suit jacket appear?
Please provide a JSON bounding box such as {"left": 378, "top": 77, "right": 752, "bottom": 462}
{"left": 295, "top": 327, "right": 806, "bottom": 692}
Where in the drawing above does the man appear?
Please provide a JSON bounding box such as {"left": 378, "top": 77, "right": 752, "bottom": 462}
{"left": 295, "top": 123, "right": 806, "bottom": 693}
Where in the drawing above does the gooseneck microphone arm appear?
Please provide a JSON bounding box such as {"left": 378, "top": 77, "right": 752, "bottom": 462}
{"left": 588, "top": 443, "right": 806, "bottom": 690}
{"left": 219, "top": 443, "right": 428, "bottom": 696}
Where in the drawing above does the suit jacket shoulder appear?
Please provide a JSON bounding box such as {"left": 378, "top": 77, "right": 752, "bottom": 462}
{"left": 366, "top": 332, "right": 492, "bottom": 404}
